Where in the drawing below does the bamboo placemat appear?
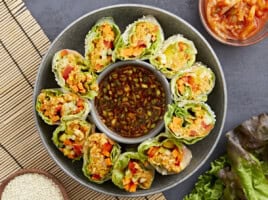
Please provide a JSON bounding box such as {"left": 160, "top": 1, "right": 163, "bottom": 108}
{"left": 0, "top": 0, "right": 166, "bottom": 199}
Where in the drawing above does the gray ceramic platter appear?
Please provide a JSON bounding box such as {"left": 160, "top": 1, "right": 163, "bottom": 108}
{"left": 33, "top": 4, "right": 227, "bottom": 197}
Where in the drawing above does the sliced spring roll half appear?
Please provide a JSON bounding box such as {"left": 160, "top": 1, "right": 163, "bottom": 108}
{"left": 85, "top": 17, "right": 121, "bottom": 73}
{"left": 138, "top": 133, "right": 192, "bottom": 175}
{"left": 36, "top": 89, "right": 90, "bottom": 125}
{"left": 112, "top": 152, "right": 154, "bottom": 192}
{"left": 82, "top": 133, "right": 121, "bottom": 184}
{"left": 113, "top": 15, "right": 164, "bottom": 60}
{"left": 52, "top": 49, "right": 98, "bottom": 99}
{"left": 164, "top": 101, "right": 216, "bottom": 144}
{"left": 150, "top": 34, "right": 197, "bottom": 78}
{"left": 52, "top": 119, "right": 91, "bottom": 160}
{"left": 171, "top": 62, "right": 215, "bottom": 102}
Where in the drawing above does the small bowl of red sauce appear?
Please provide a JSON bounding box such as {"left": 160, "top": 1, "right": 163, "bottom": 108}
{"left": 91, "top": 60, "right": 171, "bottom": 144}
{"left": 199, "top": 0, "right": 268, "bottom": 46}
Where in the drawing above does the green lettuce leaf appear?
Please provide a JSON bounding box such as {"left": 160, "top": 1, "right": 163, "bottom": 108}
{"left": 184, "top": 156, "right": 227, "bottom": 200}
{"left": 227, "top": 128, "right": 268, "bottom": 200}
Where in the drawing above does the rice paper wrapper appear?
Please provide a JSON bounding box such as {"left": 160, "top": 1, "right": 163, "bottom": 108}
{"left": 112, "top": 152, "right": 155, "bottom": 190}
{"left": 35, "top": 89, "right": 62, "bottom": 125}
{"left": 52, "top": 49, "right": 98, "bottom": 99}
{"left": 85, "top": 17, "right": 121, "bottom": 73}
{"left": 113, "top": 15, "right": 164, "bottom": 61}
{"left": 150, "top": 34, "right": 197, "bottom": 79}
{"left": 82, "top": 133, "right": 121, "bottom": 184}
{"left": 164, "top": 101, "right": 216, "bottom": 144}
{"left": 171, "top": 62, "right": 215, "bottom": 102}
{"left": 138, "top": 133, "right": 192, "bottom": 175}
{"left": 52, "top": 119, "right": 92, "bottom": 160}
{"left": 52, "top": 49, "right": 88, "bottom": 86}
{"left": 35, "top": 88, "right": 90, "bottom": 125}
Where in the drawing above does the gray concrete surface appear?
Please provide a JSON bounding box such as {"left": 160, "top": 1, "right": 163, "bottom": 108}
{"left": 24, "top": 0, "right": 268, "bottom": 199}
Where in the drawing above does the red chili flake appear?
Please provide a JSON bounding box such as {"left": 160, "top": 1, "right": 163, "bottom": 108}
{"left": 62, "top": 66, "right": 74, "bottom": 80}
{"left": 103, "top": 40, "right": 113, "bottom": 49}
{"left": 128, "top": 161, "right": 137, "bottom": 174}
{"left": 73, "top": 144, "right": 83, "bottom": 156}
{"left": 92, "top": 174, "right": 101, "bottom": 180}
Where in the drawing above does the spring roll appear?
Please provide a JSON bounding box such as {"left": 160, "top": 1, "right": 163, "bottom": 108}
{"left": 52, "top": 49, "right": 98, "bottom": 99}
{"left": 35, "top": 89, "right": 90, "bottom": 125}
{"left": 113, "top": 15, "right": 164, "bottom": 60}
{"left": 82, "top": 133, "right": 121, "bottom": 184}
{"left": 150, "top": 34, "right": 197, "bottom": 78}
{"left": 138, "top": 133, "right": 192, "bottom": 175}
{"left": 85, "top": 17, "right": 121, "bottom": 73}
{"left": 52, "top": 119, "right": 91, "bottom": 160}
{"left": 164, "top": 101, "right": 216, "bottom": 144}
{"left": 171, "top": 62, "right": 215, "bottom": 101}
{"left": 112, "top": 152, "right": 154, "bottom": 192}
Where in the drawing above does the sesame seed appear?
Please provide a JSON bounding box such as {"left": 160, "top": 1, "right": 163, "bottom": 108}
{"left": 2, "top": 173, "right": 64, "bottom": 200}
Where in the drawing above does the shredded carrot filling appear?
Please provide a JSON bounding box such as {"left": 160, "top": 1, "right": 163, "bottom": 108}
{"left": 119, "top": 22, "right": 159, "bottom": 58}
{"left": 88, "top": 23, "right": 116, "bottom": 72}
{"left": 168, "top": 106, "right": 214, "bottom": 137}
{"left": 65, "top": 71, "right": 95, "bottom": 94}
{"left": 147, "top": 145, "right": 184, "bottom": 173}
{"left": 58, "top": 120, "right": 90, "bottom": 159}
{"left": 38, "top": 92, "right": 85, "bottom": 123}
{"left": 59, "top": 50, "right": 98, "bottom": 94}
{"left": 86, "top": 134, "right": 115, "bottom": 180}
{"left": 122, "top": 160, "right": 153, "bottom": 192}
{"left": 176, "top": 68, "right": 212, "bottom": 99}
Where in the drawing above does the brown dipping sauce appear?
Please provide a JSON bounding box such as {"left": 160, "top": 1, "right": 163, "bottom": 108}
{"left": 95, "top": 65, "right": 166, "bottom": 138}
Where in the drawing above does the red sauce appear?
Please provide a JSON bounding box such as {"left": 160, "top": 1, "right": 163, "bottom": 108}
{"left": 95, "top": 65, "right": 166, "bottom": 138}
{"left": 205, "top": 0, "right": 268, "bottom": 40}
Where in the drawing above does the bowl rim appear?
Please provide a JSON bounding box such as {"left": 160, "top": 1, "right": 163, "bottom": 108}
{"left": 0, "top": 169, "right": 69, "bottom": 200}
{"left": 198, "top": 0, "right": 268, "bottom": 46}
{"left": 33, "top": 3, "right": 227, "bottom": 197}
{"left": 90, "top": 60, "right": 172, "bottom": 144}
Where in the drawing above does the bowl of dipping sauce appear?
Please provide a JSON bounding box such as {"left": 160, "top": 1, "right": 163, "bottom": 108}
{"left": 91, "top": 60, "right": 172, "bottom": 144}
{"left": 199, "top": 0, "right": 268, "bottom": 46}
